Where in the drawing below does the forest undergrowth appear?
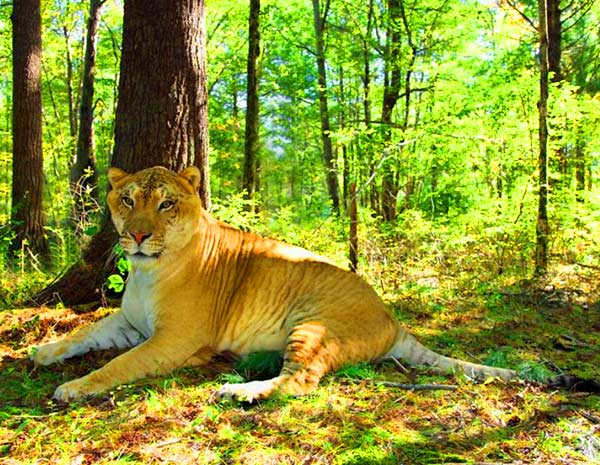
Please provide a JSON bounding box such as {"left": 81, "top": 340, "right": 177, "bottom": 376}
{"left": 0, "top": 209, "right": 599, "bottom": 464}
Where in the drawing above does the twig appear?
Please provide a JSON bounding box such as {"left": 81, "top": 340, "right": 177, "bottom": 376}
{"left": 354, "top": 138, "right": 418, "bottom": 197}
{"left": 153, "top": 438, "right": 183, "bottom": 448}
{"left": 576, "top": 262, "right": 600, "bottom": 271}
{"left": 346, "top": 378, "right": 458, "bottom": 391}
{"left": 581, "top": 411, "right": 600, "bottom": 424}
{"left": 377, "top": 381, "right": 458, "bottom": 391}
{"left": 26, "top": 248, "right": 44, "bottom": 274}
{"left": 388, "top": 356, "right": 410, "bottom": 377}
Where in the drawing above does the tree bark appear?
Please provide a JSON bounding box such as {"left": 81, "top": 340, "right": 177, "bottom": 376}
{"left": 112, "top": 0, "right": 209, "bottom": 186}
{"left": 546, "top": 0, "right": 562, "bottom": 83}
{"left": 349, "top": 183, "right": 358, "bottom": 272}
{"left": 32, "top": 0, "right": 210, "bottom": 306}
{"left": 62, "top": 25, "right": 78, "bottom": 139}
{"left": 191, "top": 0, "right": 211, "bottom": 211}
{"left": 575, "top": 130, "right": 586, "bottom": 201}
{"left": 70, "top": 0, "right": 105, "bottom": 228}
{"left": 338, "top": 65, "right": 349, "bottom": 210}
{"left": 242, "top": 0, "right": 261, "bottom": 209}
{"left": 10, "top": 0, "right": 50, "bottom": 262}
{"left": 380, "top": 0, "right": 402, "bottom": 222}
{"left": 312, "top": 0, "right": 340, "bottom": 214}
{"left": 362, "top": 0, "right": 379, "bottom": 215}
{"left": 535, "top": 0, "right": 550, "bottom": 276}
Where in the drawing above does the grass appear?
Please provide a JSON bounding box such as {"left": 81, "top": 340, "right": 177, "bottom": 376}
{"left": 0, "top": 254, "right": 599, "bottom": 464}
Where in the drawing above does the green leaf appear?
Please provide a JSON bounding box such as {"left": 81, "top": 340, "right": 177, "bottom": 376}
{"left": 117, "top": 257, "right": 132, "bottom": 274}
{"left": 107, "top": 274, "right": 125, "bottom": 293}
{"left": 83, "top": 225, "right": 98, "bottom": 236}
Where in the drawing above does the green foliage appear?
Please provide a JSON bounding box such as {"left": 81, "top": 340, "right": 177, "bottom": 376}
{"left": 234, "top": 351, "right": 283, "bottom": 381}
{"left": 516, "top": 363, "right": 555, "bottom": 383}
{"left": 210, "top": 192, "right": 262, "bottom": 231}
{"left": 106, "top": 244, "right": 130, "bottom": 295}
{"left": 336, "top": 362, "right": 376, "bottom": 381}
{"left": 0, "top": 0, "right": 599, "bottom": 287}
{"left": 2, "top": 2, "right": 600, "bottom": 462}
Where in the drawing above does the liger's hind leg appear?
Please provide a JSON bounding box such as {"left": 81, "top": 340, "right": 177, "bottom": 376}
{"left": 216, "top": 322, "right": 337, "bottom": 403}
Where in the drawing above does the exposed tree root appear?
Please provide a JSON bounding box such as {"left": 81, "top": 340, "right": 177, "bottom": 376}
{"left": 27, "top": 220, "right": 118, "bottom": 307}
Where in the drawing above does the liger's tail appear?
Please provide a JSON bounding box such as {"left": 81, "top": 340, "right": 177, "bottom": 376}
{"left": 384, "top": 330, "right": 517, "bottom": 381}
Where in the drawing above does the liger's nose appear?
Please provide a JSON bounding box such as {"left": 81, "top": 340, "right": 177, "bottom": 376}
{"left": 131, "top": 232, "right": 151, "bottom": 245}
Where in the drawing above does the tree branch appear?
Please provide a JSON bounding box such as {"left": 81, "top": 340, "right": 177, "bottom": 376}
{"left": 562, "top": 0, "right": 595, "bottom": 33}
{"left": 322, "top": 0, "right": 331, "bottom": 25}
{"left": 504, "top": 0, "right": 537, "bottom": 31}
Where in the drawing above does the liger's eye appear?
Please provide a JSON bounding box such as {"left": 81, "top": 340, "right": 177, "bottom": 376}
{"left": 159, "top": 200, "right": 175, "bottom": 211}
{"left": 121, "top": 196, "right": 134, "bottom": 208}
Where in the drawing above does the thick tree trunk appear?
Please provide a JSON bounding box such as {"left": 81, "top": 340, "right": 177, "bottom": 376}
{"left": 32, "top": 0, "right": 210, "bottom": 306}
{"left": 10, "top": 0, "right": 50, "bottom": 262}
{"left": 112, "top": 0, "right": 209, "bottom": 182}
{"left": 70, "top": 0, "right": 105, "bottom": 228}
{"left": 535, "top": 0, "right": 550, "bottom": 276}
{"left": 312, "top": 0, "right": 340, "bottom": 214}
{"left": 242, "top": 0, "right": 261, "bottom": 209}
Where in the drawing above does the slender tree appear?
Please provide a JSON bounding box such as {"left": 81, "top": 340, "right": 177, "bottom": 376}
{"left": 242, "top": 0, "right": 261, "bottom": 208}
{"left": 535, "top": 0, "right": 549, "bottom": 275}
{"left": 70, "top": 0, "right": 106, "bottom": 227}
{"left": 10, "top": 0, "right": 50, "bottom": 261}
{"left": 312, "top": 0, "right": 340, "bottom": 214}
{"left": 348, "top": 183, "right": 358, "bottom": 272}
{"left": 62, "top": 24, "right": 78, "bottom": 139}
{"left": 546, "top": 0, "right": 561, "bottom": 83}
{"left": 380, "top": 0, "right": 402, "bottom": 221}
{"left": 362, "top": 0, "right": 379, "bottom": 214}
{"left": 33, "top": 0, "right": 210, "bottom": 305}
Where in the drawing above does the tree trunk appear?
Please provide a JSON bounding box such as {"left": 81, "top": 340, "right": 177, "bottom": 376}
{"left": 32, "top": 0, "right": 210, "bottom": 306}
{"left": 70, "top": 0, "right": 105, "bottom": 229}
{"left": 191, "top": 0, "right": 211, "bottom": 211}
{"left": 361, "top": 0, "right": 379, "bottom": 214}
{"left": 312, "top": 0, "right": 340, "bottom": 214}
{"left": 338, "top": 65, "right": 349, "bottom": 210}
{"left": 112, "top": 0, "right": 209, "bottom": 184}
{"left": 575, "top": 131, "right": 586, "bottom": 201}
{"left": 535, "top": 0, "right": 550, "bottom": 276}
{"left": 546, "top": 0, "right": 562, "bottom": 83}
{"left": 242, "top": 0, "right": 261, "bottom": 209}
{"left": 62, "top": 25, "right": 78, "bottom": 139}
{"left": 10, "top": 0, "right": 50, "bottom": 262}
{"left": 380, "top": 0, "right": 402, "bottom": 222}
{"left": 349, "top": 183, "right": 358, "bottom": 273}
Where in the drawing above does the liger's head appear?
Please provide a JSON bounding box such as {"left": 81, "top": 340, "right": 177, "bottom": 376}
{"left": 107, "top": 166, "right": 202, "bottom": 264}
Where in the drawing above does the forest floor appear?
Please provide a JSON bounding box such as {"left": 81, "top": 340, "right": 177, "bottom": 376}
{"left": 0, "top": 256, "right": 599, "bottom": 464}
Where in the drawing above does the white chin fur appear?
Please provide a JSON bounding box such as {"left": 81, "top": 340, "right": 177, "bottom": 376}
{"left": 128, "top": 253, "right": 160, "bottom": 266}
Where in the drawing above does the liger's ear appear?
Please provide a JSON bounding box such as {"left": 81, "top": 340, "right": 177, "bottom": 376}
{"left": 107, "top": 167, "right": 130, "bottom": 188}
{"left": 179, "top": 166, "right": 201, "bottom": 191}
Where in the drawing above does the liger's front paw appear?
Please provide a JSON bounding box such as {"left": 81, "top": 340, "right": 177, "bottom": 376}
{"left": 30, "top": 342, "right": 68, "bottom": 366}
{"left": 215, "top": 379, "right": 278, "bottom": 403}
{"left": 53, "top": 376, "right": 105, "bottom": 402}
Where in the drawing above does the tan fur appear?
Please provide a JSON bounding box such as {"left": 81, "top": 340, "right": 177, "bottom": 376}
{"left": 32, "top": 166, "right": 516, "bottom": 402}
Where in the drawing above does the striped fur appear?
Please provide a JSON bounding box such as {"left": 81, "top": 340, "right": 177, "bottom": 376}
{"left": 32, "top": 166, "right": 515, "bottom": 402}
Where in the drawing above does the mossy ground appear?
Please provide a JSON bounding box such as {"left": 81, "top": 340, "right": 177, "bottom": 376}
{"left": 1, "top": 260, "right": 598, "bottom": 464}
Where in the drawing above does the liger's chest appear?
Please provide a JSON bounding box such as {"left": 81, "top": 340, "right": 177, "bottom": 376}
{"left": 121, "top": 267, "right": 159, "bottom": 339}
